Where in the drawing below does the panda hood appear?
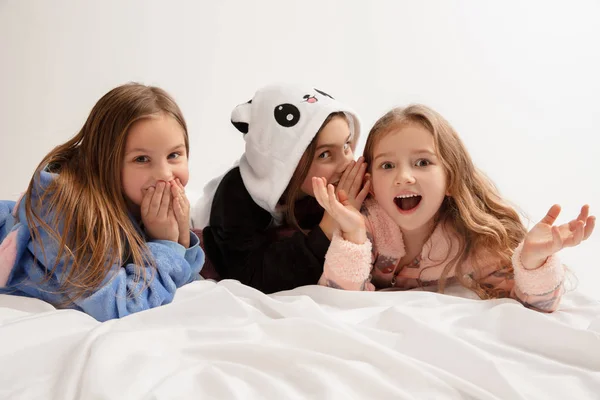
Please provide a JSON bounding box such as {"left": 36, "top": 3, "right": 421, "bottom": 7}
{"left": 191, "top": 83, "right": 360, "bottom": 228}
{"left": 235, "top": 83, "right": 361, "bottom": 213}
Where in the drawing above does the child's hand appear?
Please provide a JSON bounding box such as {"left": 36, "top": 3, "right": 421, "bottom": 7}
{"left": 318, "top": 210, "right": 338, "bottom": 241}
{"left": 313, "top": 177, "right": 366, "bottom": 244}
{"left": 170, "top": 178, "right": 191, "bottom": 248}
{"left": 521, "top": 204, "right": 595, "bottom": 269}
{"left": 335, "top": 157, "right": 370, "bottom": 210}
{"left": 141, "top": 181, "right": 179, "bottom": 243}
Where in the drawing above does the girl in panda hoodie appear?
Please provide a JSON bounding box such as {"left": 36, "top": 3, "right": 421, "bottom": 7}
{"left": 195, "top": 84, "right": 366, "bottom": 293}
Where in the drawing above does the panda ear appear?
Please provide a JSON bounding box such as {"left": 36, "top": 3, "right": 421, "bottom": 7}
{"left": 231, "top": 121, "right": 248, "bottom": 134}
{"left": 231, "top": 100, "right": 252, "bottom": 134}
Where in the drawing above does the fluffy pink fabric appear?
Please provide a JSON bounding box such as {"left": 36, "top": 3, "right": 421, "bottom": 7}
{"left": 324, "top": 232, "right": 372, "bottom": 283}
{"left": 0, "top": 230, "right": 18, "bottom": 287}
{"left": 512, "top": 242, "right": 565, "bottom": 295}
{"left": 363, "top": 199, "right": 405, "bottom": 260}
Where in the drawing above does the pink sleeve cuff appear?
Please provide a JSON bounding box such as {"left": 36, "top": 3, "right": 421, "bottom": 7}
{"left": 324, "top": 232, "right": 373, "bottom": 283}
{"left": 0, "top": 230, "right": 18, "bottom": 287}
{"left": 512, "top": 241, "right": 565, "bottom": 295}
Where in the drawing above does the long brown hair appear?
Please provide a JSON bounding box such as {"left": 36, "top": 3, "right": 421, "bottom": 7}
{"left": 22, "top": 82, "right": 189, "bottom": 304}
{"left": 279, "top": 112, "right": 348, "bottom": 233}
{"left": 363, "top": 105, "right": 526, "bottom": 299}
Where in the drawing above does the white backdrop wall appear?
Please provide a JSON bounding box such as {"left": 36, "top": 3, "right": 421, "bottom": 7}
{"left": 1, "top": 0, "right": 598, "bottom": 297}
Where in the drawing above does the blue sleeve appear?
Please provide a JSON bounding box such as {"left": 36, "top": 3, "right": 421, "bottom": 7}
{"left": 2, "top": 171, "right": 205, "bottom": 321}
{"left": 72, "top": 232, "right": 204, "bottom": 321}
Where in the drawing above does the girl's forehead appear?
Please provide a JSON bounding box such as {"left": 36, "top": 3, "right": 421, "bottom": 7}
{"left": 124, "top": 114, "right": 186, "bottom": 150}
{"left": 375, "top": 124, "right": 434, "bottom": 149}
{"left": 316, "top": 116, "right": 350, "bottom": 143}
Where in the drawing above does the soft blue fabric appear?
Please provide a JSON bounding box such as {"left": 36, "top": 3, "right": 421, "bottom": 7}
{"left": 0, "top": 171, "right": 204, "bottom": 322}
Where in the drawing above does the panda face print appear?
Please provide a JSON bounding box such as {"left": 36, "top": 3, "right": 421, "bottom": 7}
{"left": 303, "top": 94, "right": 318, "bottom": 103}
{"left": 273, "top": 103, "right": 301, "bottom": 128}
{"left": 272, "top": 88, "right": 335, "bottom": 128}
{"left": 314, "top": 88, "right": 334, "bottom": 99}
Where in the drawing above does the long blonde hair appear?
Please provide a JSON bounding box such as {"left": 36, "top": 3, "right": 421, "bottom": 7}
{"left": 22, "top": 82, "right": 189, "bottom": 304}
{"left": 363, "top": 105, "right": 526, "bottom": 299}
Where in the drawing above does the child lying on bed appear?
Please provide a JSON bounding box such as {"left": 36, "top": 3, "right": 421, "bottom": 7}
{"left": 197, "top": 84, "right": 365, "bottom": 293}
{"left": 313, "top": 104, "right": 595, "bottom": 312}
{"left": 0, "top": 83, "right": 204, "bottom": 321}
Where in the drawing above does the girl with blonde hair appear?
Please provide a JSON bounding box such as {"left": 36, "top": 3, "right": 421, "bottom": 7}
{"left": 313, "top": 104, "right": 594, "bottom": 312}
{"left": 0, "top": 83, "right": 204, "bottom": 321}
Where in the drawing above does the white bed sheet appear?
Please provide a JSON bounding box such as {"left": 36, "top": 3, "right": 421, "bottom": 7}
{"left": 1, "top": 280, "right": 599, "bottom": 400}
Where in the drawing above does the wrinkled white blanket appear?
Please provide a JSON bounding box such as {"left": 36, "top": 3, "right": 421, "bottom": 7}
{"left": 1, "top": 280, "right": 599, "bottom": 400}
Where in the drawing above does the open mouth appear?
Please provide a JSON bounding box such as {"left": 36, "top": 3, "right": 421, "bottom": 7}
{"left": 393, "top": 194, "right": 422, "bottom": 212}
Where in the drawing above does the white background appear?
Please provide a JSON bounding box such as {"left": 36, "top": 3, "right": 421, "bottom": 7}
{"left": 1, "top": 0, "right": 598, "bottom": 297}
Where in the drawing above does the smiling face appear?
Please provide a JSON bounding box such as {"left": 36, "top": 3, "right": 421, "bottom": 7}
{"left": 299, "top": 115, "right": 354, "bottom": 197}
{"left": 121, "top": 112, "right": 189, "bottom": 214}
{"left": 370, "top": 122, "right": 448, "bottom": 233}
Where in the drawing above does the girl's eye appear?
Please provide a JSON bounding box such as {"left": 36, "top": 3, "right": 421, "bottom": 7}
{"left": 168, "top": 152, "right": 181, "bottom": 160}
{"left": 380, "top": 162, "right": 394, "bottom": 170}
{"left": 415, "top": 159, "right": 431, "bottom": 167}
{"left": 134, "top": 156, "right": 150, "bottom": 163}
{"left": 318, "top": 151, "right": 331, "bottom": 159}
{"left": 343, "top": 141, "right": 351, "bottom": 151}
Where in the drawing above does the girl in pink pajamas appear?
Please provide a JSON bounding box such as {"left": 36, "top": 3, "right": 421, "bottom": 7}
{"left": 313, "top": 104, "right": 595, "bottom": 312}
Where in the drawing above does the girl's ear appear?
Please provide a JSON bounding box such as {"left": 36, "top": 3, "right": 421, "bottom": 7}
{"left": 365, "top": 173, "right": 375, "bottom": 197}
